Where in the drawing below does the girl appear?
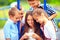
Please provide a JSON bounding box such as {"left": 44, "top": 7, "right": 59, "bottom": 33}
{"left": 20, "top": 11, "right": 43, "bottom": 40}
{"left": 32, "top": 8, "right": 56, "bottom": 40}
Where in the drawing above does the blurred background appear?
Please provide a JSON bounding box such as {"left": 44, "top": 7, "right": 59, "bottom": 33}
{"left": 0, "top": 0, "right": 60, "bottom": 40}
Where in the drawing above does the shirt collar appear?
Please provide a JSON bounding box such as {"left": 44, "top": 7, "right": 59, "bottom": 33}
{"left": 8, "top": 19, "right": 17, "bottom": 24}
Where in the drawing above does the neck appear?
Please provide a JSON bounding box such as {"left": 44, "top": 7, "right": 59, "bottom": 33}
{"left": 10, "top": 17, "right": 16, "bottom": 23}
{"left": 30, "top": 25, "right": 34, "bottom": 29}
{"left": 30, "top": 26, "right": 34, "bottom": 29}
{"left": 43, "top": 16, "right": 48, "bottom": 25}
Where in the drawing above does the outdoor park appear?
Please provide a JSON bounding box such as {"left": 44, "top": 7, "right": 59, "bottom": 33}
{"left": 0, "top": 0, "right": 60, "bottom": 40}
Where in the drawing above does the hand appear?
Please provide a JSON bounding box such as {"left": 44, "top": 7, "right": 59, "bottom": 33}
{"left": 6, "top": 38, "right": 10, "bottom": 40}
{"left": 20, "top": 33, "right": 29, "bottom": 40}
{"left": 48, "top": 17, "right": 52, "bottom": 20}
{"left": 32, "top": 33, "right": 43, "bottom": 40}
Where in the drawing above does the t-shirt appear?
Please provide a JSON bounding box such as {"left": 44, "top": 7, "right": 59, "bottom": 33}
{"left": 43, "top": 20, "right": 56, "bottom": 40}
{"left": 26, "top": 29, "right": 36, "bottom": 40}
{"left": 4, "top": 19, "right": 18, "bottom": 40}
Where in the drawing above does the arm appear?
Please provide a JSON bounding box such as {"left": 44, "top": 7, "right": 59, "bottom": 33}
{"left": 46, "top": 4, "right": 57, "bottom": 20}
{"left": 6, "top": 38, "right": 10, "bottom": 40}
{"left": 41, "top": 7, "right": 57, "bottom": 20}
{"left": 32, "top": 33, "right": 43, "bottom": 40}
{"left": 4, "top": 23, "right": 10, "bottom": 40}
{"left": 48, "top": 13, "right": 57, "bottom": 20}
{"left": 20, "top": 33, "right": 29, "bottom": 40}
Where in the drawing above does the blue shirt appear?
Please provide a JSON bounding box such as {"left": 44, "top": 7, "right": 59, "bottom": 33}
{"left": 30, "top": 4, "right": 56, "bottom": 16}
{"left": 4, "top": 19, "right": 18, "bottom": 40}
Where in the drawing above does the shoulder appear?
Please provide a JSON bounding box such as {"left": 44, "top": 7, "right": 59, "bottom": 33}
{"left": 45, "top": 20, "right": 54, "bottom": 28}
{"left": 4, "top": 19, "right": 12, "bottom": 28}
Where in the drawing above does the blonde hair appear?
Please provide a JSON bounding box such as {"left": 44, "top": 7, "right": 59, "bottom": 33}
{"left": 32, "top": 8, "right": 48, "bottom": 18}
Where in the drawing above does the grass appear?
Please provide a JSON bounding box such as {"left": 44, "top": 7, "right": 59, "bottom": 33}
{"left": 0, "top": 20, "right": 6, "bottom": 29}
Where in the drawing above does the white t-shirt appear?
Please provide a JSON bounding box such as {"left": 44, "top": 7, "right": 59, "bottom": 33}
{"left": 26, "top": 29, "right": 36, "bottom": 40}
{"left": 43, "top": 20, "right": 56, "bottom": 40}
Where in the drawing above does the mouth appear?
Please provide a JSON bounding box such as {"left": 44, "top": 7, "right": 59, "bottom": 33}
{"left": 21, "top": 16, "right": 23, "bottom": 18}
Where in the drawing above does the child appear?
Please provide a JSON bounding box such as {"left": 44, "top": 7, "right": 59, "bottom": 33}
{"left": 27, "top": 0, "right": 58, "bottom": 31}
{"left": 4, "top": 7, "right": 20, "bottom": 40}
{"left": 32, "top": 8, "right": 56, "bottom": 40}
{"left": 20, "top": 11, "right": 42, "bottom": 40}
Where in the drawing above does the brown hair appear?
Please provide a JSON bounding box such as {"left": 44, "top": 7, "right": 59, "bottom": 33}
{"left": 21, "top": 11, "right": 42, "bottom": 37}
{"left": 8, "top": 7, "right": 19, "bottom": 16}
{"left": 32, "top": 8, "right": 48, "bottom": 39}
{"left": 28, "top": 0, "right": 39, "bottom": 1}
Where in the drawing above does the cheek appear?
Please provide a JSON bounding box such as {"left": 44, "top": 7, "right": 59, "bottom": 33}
{"left": 27, "top": 21, "right": 31, "bottom": 24}
{"left": 39, "top": 19, "right": 43, "bottom": 23}
{"left": 27, "top": 21, "right": 31, "bottom": 26}
{"left": 27, "top": 20, "right": 33, "bottom": 26}
{"left": 36, "top": 18, "right": 42, "bottom": 23}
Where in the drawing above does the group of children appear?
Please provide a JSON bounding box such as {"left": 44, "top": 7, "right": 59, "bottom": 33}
{"left": 4, "top": 0, "right": 57, "bottom": 40}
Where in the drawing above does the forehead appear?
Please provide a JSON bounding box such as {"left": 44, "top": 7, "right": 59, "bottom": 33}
{"left": 27, "top": 15, "right": 33, "bottom": 19}
{"left": 14, "top": 11, "right": 19, "bottom": 16}
{"left": 33, "top": 13, "right": 40, "bottom": 20}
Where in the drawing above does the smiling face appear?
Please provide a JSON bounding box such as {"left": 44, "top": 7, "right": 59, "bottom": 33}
{"left": 36, "top": 15, "right": 44, "bottom": 24}
{"left": 28, "top": 0, "right": 40, "bottom": 9}
{"left": 9, "top": 7, "right": 20, "bottom": 23}
{"left": 32, "top": 8, "right": 44, "bottom": 24}
{"left": 11, "top": 11, "right": 20, "bottom": 23}
{"left": 19, "top": 10, "right": 24, "bottom": 20}
{"left": 27, "top": 15, "right": 34, "bottom": 28}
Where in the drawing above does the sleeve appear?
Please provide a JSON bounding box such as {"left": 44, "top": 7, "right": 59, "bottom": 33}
{"left": 46, "top": 4, "right": 56, "bottom": 15}
{"left": 4, "top": 22, "right": 10, "bottom": 39}
{"left": 46, "top": 21, "right": 56, "bottom": 40}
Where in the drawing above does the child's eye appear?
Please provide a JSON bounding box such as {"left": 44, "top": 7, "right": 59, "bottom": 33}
{"left": 19, "top": 13, "right": 23, "bottom": 15}
{"left": 21, "top": 13, "right": 23, "bottom": 15}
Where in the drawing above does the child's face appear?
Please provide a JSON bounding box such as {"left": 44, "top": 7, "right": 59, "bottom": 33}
{"left": 36, "top": 16, "right": 44, "bottom": 24}
{"left": 27, "top": 15, "right": 34, "bottom": 27}
{"left": 33, "top": 13, "right": 44, "bottom": 24}
{"left": 12, "top": 12, "right": 20, "bottom": 23}
{"left": 28, "top": 0, "right": 40, "bottom": 9}
{"left": 19, "top": 10, "right": 24, "bottom": 21}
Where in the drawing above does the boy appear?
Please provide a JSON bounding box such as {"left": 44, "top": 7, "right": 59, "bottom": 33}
{"left": 32, "top": 8, "right": 56, "bottom": 40}
{"left": 4, "top": 7, "right": 20, "bottom": 40}
{"left": 27, "top": 0, "right": 58, "bottom": 31}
